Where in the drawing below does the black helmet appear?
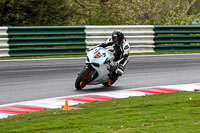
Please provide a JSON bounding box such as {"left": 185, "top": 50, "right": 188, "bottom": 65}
{"left": 112, "top": 30, "right": 124, "bottom": 44}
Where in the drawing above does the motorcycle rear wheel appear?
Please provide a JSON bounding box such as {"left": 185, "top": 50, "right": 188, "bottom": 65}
{"left": 103, "top": 73, "right": 119, "bottom": 87}
{"left": 75, "top": 68, "right": 91, "bottom": 90}
{"left": 102, "top": 79, "right": 117, "bottom": 87}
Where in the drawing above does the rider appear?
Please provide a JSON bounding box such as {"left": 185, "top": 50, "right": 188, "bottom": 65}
{"left": 97, "top": 30, "right": 130, "bottom": 83}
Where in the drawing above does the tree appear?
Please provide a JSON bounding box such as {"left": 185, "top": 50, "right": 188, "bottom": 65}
{"left": 0, "top": 0, "right": 77, "bottom": 26}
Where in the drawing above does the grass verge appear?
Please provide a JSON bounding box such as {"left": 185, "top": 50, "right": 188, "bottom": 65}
{"left": 1, "top": 52, "right": 200, "bottom": 60}
{"left": 0, "top": 92, "right": 200, "bottom": 133}
{"left": 0, "top": 55, "right": 87, "bottom": 60}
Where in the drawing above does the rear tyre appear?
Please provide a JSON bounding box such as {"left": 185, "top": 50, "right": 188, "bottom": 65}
{"left": 102, "top": 79, "right": 117, "bottom": 87}
{"left": 102, "top": 73, "right": 119, "bottom": 87}
{"left": 75, "top": 68, "right": 91, "bottom": 90}
{"left": 102, "top": 82, "right": 111, "bottom": 87}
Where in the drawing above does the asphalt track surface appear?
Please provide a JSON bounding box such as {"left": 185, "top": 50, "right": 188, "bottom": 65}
{"left": 1, "top": 54, "right": 200, "bottom": 105}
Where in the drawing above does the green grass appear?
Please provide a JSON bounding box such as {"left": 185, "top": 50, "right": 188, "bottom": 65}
{"left": 1, "top": 52, "right": 200, "bottom": 60}
{"left": 0, "top": 92, "right": 200, "bottom": 133}
{"left": 0, "top": 55, "right": 87, "bottom": 60}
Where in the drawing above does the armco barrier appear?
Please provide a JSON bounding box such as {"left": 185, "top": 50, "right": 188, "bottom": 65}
{"left": 8, "top": 26, "right": 86, "bottom": 57}
{"left": 1, "top": 25, "right": 200, "bottom": 57}
{"left": 0, "top": 26, "right": 86, "bottom": 57}
{"left": 85, "top": 25, "right": 155, "bottom": 53}
{"left": 154, "top": 25, "right": 200, "bottom": 52}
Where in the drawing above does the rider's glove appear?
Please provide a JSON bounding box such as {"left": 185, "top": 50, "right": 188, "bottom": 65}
{"left": 89, "top": 46, "right": 97, "bottom": 51}
{"left": 97, "top": 43, "right": 106, "bottom": 47}
{"left": 109, "top": 61, "right": 118, "bottom": 72}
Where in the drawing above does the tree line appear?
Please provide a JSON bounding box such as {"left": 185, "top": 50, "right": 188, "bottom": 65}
{"left": 0, "top": 0, "right": 199, "bottom": 26}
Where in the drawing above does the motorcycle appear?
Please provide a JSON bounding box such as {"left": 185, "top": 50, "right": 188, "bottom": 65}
{"left": 75, "top": 47, "right": 118, "bottom": 90}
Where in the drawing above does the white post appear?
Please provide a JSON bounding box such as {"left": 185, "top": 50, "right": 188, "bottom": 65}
{"left": 0, "top": 27, "right": 9, "bottom": 57}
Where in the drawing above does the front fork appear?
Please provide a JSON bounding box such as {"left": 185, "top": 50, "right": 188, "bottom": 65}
{"left": 84, "top": 64, "right": 97, "bottom": 83}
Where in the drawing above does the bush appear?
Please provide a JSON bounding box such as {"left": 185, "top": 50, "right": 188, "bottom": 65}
{"left": 0, "top": 0, "right": 199, "bottom": 26}
{"left": 76, "top": 0, "right": 200, "bottom": 25}
{"left": 0, "top": 0, "right": 76, "bottom": 26}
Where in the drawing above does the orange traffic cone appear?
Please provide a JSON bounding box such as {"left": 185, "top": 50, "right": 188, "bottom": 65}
{"left": 63, "top": 100, "right": 69, "bottom": 110}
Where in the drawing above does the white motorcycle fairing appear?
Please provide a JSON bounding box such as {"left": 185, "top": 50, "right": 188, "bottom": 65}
{"left": 86, "top": 47, "right": 115, "bottom": 85}
{"left": 75, "top": 47, "right": 116, "bottom": 90}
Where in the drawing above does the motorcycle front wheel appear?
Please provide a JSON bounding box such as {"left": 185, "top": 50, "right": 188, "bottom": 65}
{"left": 75, "top": 67, "right": 91, "bottom": 90}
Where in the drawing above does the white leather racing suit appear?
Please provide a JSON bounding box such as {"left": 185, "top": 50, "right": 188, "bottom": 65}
{"left": 98, "top": 38, "right": 130, "bottom": 76}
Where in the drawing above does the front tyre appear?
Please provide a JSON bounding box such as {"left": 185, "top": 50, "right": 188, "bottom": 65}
{"left": 75, "top": 68, "right": 91, "bottom": 90}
